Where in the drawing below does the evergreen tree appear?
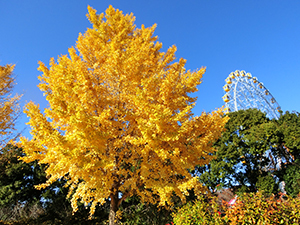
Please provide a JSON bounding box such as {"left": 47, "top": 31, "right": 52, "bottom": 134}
{"left": 199, "top": 109, "right": 300, "bottom": 196}
{"left": 0, "top": 145, "right": 46, "bottom": 221}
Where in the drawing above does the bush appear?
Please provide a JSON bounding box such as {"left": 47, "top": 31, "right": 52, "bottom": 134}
{"left": 225, "top": 192, "right": 300, "bottom": 224}
{"left": 173, "top": 192, "right": 300, "bottom": 225}
{"left": 172, "top": 195, "right": 225, "bottom": 225}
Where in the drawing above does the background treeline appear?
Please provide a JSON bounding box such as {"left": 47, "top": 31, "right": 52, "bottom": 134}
{"left": 1, "top": 108, "right": 300, "bottom": 224}
{"left": 0, "top": 145, "right": 174, "bottom": 224}
{"left": 198, "top": 108, "right": 300, "bottom": 197}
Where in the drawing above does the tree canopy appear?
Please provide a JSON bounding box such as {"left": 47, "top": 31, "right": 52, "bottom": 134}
{"left": 199, "top": 108, "right": 300, "bottom": 196}
{"left": 20, "top": 5, "right": 228, "bottom": 224}
{"left": 0, "top": 145, "right": 46, "bottom": 221}
{"left": 199, "top": 108, "right": 273, "bottom": 193}
{"left": 0, "top": 65, "right": 21, "bottom": 147}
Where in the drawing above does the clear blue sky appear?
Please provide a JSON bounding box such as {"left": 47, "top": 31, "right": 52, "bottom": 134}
{"left": 1, "top": 1, "right": 300, "bottom": 137}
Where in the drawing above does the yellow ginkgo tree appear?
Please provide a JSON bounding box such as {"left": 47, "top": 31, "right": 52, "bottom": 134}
{"left": 21, "top": 5, "right": 228, "bottom": 224}
{"left": 0, "top": 64, "right": 21, "bottom": 147}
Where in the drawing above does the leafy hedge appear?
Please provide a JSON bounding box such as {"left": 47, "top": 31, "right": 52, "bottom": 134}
{"left": 173, "top": 192, "right": 300, "bottom": 225}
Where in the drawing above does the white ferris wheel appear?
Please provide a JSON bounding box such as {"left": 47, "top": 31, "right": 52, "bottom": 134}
{"left": 222, "top": 70, "right": 281, "bottom": 120}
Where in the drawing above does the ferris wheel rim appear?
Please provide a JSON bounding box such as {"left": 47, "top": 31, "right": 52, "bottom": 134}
{"left": 222, "top": 70, "right": 281, "bottom": 120}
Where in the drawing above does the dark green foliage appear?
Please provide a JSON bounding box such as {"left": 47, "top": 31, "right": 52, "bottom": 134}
{"left": 199, "top": 109, "right": 300, "bottom": 196}
{"left": 0, "top": 145, "right": 47, "bottom": 207}
{"left": 275, "top": 111, "right": 300, "bottom": 196}
{"left": 282, "top": 160, "right": 300, "bottom": 197}
{"left": 0, "top": 144, "right": 47, "bottom": 222}
{"left": 277, "top": 111, "right": 300, "bottom": 160}
{"left": 120, "top": 196, "right": 173, "bottom": 225}
{"left": 255, "top": 175, "right": 277, "bottom": 196}
{"left": 199, "top": 109, "right": 274, "bottom": 193}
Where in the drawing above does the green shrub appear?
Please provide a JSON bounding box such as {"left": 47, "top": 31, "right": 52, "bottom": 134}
{"left": 172, "top": 195, "right": 225, "bottom": 225}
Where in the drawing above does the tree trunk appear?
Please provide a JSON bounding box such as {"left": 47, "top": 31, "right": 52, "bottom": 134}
{"left": 109, "top": 192, "right": 119, "bottom": 225}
